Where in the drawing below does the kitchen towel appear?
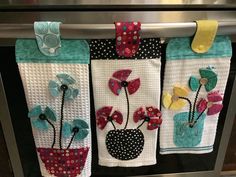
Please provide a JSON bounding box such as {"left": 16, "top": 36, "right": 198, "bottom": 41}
{"left": 160, "top": 36, "right": 232, "bottom": 154}
{"left": 90, "top": 36, "right": 162, "bottom": 167}
{"left": 16, "top": 36, "right": 91, "bottom": 177}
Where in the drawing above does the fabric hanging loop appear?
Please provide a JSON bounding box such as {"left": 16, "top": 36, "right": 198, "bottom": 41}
{"left": 34, "top": 21, "right": 62, "bottom": 56}
{"left": 191, "top": 20, "right": 218, "bottom": 53}
{"left": 115, "top": 22, "right": 141, "bottom": 58}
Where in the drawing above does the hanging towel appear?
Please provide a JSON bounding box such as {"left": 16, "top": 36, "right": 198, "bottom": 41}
{"left": 90, "top": 38, "right": 162, "bottom": 167}
{"left": 16, "top": 39, "right": 91, "bottom": 177}
{"left": 160, "top": 36, "right": 232, "bottom": 154}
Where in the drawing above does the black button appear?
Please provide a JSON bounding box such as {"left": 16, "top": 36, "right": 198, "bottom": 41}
{"left": 72, "top": 127, "right": 79, "bottom": 133}
{"left": 121, "top": 81, "right": 128, "bottom": 87}
{"left": 144, "top": 116, "right": 150, "bottom": 122}
{"left": 107, "top": 116, "right": 113, "bottom": 121}
{"left": 39, "top": 114, "right": 47, "bottom": 120}
{"left": 60, "top": 84, "right": 68, "bottom": 91}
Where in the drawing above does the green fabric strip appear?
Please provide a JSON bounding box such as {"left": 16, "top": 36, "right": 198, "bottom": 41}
{"left": 166, "top": 36, "right": 232, "bottom": 60}
{"left": 16, "top": 39, "right": 90, "bottom": 64}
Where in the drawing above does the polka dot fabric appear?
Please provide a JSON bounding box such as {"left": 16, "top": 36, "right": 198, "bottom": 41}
{"left": 90, "top": 38, "right": 162, "bottom": 60}
{"left": 37, "top": 148, "right": 89, "bottom": 177}
{"left": 115, "top": 22, "right": 141, "bottom": 57}
{"left": 106, "top": 129, "right": 144, "bottom": 160}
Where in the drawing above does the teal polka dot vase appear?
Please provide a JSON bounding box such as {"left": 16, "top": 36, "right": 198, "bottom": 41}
{"left": 173, "top": 112, "right": 206, "bottom": 147}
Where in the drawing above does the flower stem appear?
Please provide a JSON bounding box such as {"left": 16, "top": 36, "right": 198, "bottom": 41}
{"left": 123, "top": 87, "right": 130, "bottom": 129}
{"left": 137, "top": 119, "right": 146, "bottom": 129}
{"left": 66, "top": 131, "right": 76, "bottom": 149}
{"left": 59, "top": 90, "right": 66, "bottom": 149}
{"left": 179, "top": 97, "right": 192, "bottom": 123}
{"left": 192, "top": 108, "right": 207, "bottom": 127}
{"left": 45, "top": 119, "right": 56, "bottom": 148}
{"left": 110, "top": 121, "right": 116, "bottom": 130}
{"left": 191, "top": 85, "right": 202, "bottom": 123}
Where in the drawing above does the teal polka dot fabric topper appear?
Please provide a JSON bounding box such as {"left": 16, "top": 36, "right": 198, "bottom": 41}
{"left": 34, "top": 22, "right": 62, "bottom": 56}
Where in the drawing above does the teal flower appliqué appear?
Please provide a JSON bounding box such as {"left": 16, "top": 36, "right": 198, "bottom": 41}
{"left": 48, "top": 73, "right": 79, "bottom": 101}
{"left": 62, "top": 119, "right": 89, "bottom": 140}
{"left": 62, "top": 119, "right": 89, "bottom": 149}
{"left": 28, "top": 105, "right": 57, "bottom": 130}
{"left": 189, "top": 67, "right": 217, "bottom": 92}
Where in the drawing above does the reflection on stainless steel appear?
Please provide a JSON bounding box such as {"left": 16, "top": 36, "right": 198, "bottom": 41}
{"left": 0, "top": 11, "right": 236, "bottom": 43}
{"left": 0, "top": 2, "right": 235, "bottom": 42}
{"left": 1, "top": 0, "right": 236, "bottom": 5}
{"left": 0, "top": 21, "right": 236, "bottom": 39}
{"left": 0, "top": 11, "right": 236, "bottom": 24}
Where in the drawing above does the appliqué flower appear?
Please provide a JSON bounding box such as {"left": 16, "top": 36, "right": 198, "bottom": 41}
{"left": 134, "top": 106, "right": 162, "bottom": 130}
{"left": 189, "top": 67, "right": 217, "bottom": 92}
{"left": 162, "top": 85, "right": 190, "bottom": 110}
{"left": 108, "top": 69, "right": 140, "bottom": 96}
{"left": 48, "top": 73, "right": 79, "bottom": 101}
{"left": 28, "top": 105, "right": 57, "bottom": 130}
{"left": 197, "top": 90, "right": 223, "bottom": 115}
{"left": 96, "top": 106, "right": 123, "bottom": 130}
{"left": 62, "top": 119, "right": 89, "bottom": 141}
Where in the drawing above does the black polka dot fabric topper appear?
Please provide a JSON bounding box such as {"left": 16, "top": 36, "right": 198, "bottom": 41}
{"left": 90, "top": 38, "right": 162, "bottom": 59}
{"left": 106, "top": 129, "right": 144, "bottom": 160}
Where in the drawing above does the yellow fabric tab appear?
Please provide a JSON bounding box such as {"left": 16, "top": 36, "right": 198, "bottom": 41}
{"left": 191, "top": 20, "right": 218, "bottom": 53}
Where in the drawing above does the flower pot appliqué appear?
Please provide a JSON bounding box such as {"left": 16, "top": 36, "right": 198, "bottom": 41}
{"left": 106, "top": 129, "right": 144, "bottom": 160}
{"left": 37, "top": 147, "right": 89, "bottom": 177}
{"left": 173, "top": 112, "right": 206, "bottom": 147}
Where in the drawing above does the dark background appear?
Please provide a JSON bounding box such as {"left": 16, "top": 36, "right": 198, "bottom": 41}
{"left": 0, "top": 43, "right": 235, "bottom": 177}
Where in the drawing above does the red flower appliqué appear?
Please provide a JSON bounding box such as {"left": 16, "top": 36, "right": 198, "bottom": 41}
{"left": 197, "top": 90, "right": 223, "bottom": 116}
{"left": 108, "top": 69, "right": 140, "bottom": 96}
{"left": 133, "top": 106, "right": 162, "bottom": 130}
{"left": 96, "top": 106, "right": 123, "bottom": 130}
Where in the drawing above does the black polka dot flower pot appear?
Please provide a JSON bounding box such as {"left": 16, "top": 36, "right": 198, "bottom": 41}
{"left": 37, "top": 147, "right": 89, "bottom": 177}
{"left": 106, "top": 129, "right": 144, "bottom": 160}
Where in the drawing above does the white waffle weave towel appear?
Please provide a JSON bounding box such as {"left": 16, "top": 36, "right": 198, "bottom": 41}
{"left": 160, "top": 36, "right": 232, "bottom": 154}
{"left": 16, "top": 39, "right": 91, "bottom": 177}
{"left": 92, "top": 59, "right": 161, "bottom": 167}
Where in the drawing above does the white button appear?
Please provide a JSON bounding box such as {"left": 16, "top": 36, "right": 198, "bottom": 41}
{"left": 49, "top": 48, "right": 55, "bottom": 53}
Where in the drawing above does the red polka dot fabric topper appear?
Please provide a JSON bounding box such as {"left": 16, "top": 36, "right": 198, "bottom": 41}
{"left": 115, "top": 22, "right": 141, "bottom": 58}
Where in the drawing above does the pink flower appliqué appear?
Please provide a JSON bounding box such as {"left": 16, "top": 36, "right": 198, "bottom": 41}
{"left": 108, "top": 69, "right": 140, "bottom": 96}
{"left": 133, "top": 106, "right": 162, "bottom": 130}
{"left": 96, "top": 106, "right": 123, "bottom": 130}
{"left": 197, "top": 91, "right": 223, "bottom": 116}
